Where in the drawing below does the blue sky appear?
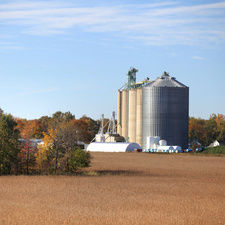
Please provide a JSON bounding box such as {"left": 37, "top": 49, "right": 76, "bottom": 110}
{"left": 0, "top": 0, "right": 225, "bottom": 120}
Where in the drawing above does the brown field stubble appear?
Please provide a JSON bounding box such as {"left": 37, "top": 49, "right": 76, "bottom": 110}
{"left": 0, "top": 153, "right": 225, "bottom": 225}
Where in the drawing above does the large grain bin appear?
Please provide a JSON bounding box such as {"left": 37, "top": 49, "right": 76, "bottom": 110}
{"left": 142, "top": 72, "right": 189, "bottom": 150}
{"left": 146, "top": 136, "right": 154, "bottom": 150}
{"left": 159, "top": 140, "right": 167, "bottom": 146}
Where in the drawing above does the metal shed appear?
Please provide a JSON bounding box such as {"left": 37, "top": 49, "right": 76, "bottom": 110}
{"left": 87, "top": 142, "right": 142, "bottom": 152}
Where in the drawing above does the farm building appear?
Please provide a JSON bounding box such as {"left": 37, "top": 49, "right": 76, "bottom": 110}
{"left": 87, "top": 142, "right": 142, "bottom": 152}
{"left": 117, "top": 68, "right": 189, "bottom": 150}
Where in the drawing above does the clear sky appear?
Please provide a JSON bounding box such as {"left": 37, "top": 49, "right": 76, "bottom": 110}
{"left": 0, "top": 0, "right": 225, "bottom": 120}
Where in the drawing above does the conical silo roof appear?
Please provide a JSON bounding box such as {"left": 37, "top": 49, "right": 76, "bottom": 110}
{"left": 146, "top": 72, "right": 187, "bottom": 88}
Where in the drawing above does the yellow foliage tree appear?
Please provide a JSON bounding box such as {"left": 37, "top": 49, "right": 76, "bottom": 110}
{"left": 35, "top": 128, "right": 57, "bottom": 173}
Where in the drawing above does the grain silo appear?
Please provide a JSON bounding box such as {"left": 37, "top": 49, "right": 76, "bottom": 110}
{"left": 128, "top": 89, "right": 137, "bottom": 143}
{"left": 117, "top": 91, "right": 122, "bottom": 135}
{"left": 121, "top": 89, "right": 128, "bottom": 140}
{"left": 117, "top": 68, "right": 150, "bottom": 146}
{"left": 136, "top": 88, "right": 143, "bottom": 145}
{"left": 142, "top": 72, "right": 189, "bottom": 150}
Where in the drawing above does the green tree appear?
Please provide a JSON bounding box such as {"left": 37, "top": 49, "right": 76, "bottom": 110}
{"left": 51, "top": 111, "right": 75, "bottom": 124}
{"left": 204, "top": 117, "right": 218, "bottom": 146}
{"left": 59, "top": 120, "right": 79, "bottom": 172}
{"left": 0, "top": 113, "right": 20, "bottom": 175}
{"left": 218, "top": 127, "right": 225, "bottom": 143}
{"left": 69, "top": 147, "right": 91, "bottom": 172}
{"left": 38, "top": 116, "right": 51, "bottom": 135}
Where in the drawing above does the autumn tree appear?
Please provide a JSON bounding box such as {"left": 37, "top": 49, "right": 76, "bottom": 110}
{"left": 59, "top": 120, "right": 79, "bottom": 172}
{"left": 35, "top": 121, "right": 92, "bottom": 174}
{"left": 15, "top": 118, "right": 39, "bottom": 174}
{"left": 189, "top": 117, "right": 205, "bottom": 148}
{"left": 35, "top": 128, "right": 57, "bottom": 173}
{"left": 35, "top": 112, "right": 92, "bottom": 174}
{"left": 204, "top": 116, "right": 218, "bottom": 146}
{"left": 81, "top": 115, "right": 100, "bottom": 138}
{"left": 36, "top": 111, "right": 72, "bottom": 173}
{"left": 29, "top": 120, "right": 43, "bottom": 139}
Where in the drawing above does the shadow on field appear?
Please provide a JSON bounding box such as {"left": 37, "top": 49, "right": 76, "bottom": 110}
{"left": 81, "top": 170, "right": 144, "bottom": 176}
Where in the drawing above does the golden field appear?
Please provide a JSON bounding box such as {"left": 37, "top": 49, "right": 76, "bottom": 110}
{"left": 0, "top": 152, "right": 225, "bottom": 225}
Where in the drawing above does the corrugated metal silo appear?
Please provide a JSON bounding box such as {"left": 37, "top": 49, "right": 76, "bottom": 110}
{"left": 121, "top": 89, "right": 128, "bottom": 140}
{"left": 136, "top": 88, "right": 142, "bottom": 146}
{"left": 142, "top": 86, "right": 150, "bottom": 149}
{"left": 142, "top": 72, "right": 189, "bottom": 150}
{"left": 128, "top": 89, "right": 137, "bottom": 142}
{"left": 117, "top": 91, "right": 122, "bottom": 135}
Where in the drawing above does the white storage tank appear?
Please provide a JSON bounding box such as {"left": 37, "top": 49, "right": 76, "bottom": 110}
{"left": 159, "top": 140, "right": 167, "bottom": 146}
{"left": 153, "top": 143, "right": 159, "bottom": 150}
{"left": 154, "top": 136, "right": 160, "bottom": 145}
{"left": 147, "top": 136, "right": 154, "bottom": 150}
{"left": 173, "top": 146, "right": 182, "bottom": 153}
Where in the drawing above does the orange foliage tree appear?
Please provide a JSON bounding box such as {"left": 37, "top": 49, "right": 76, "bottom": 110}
{"left": 15, "top": 118, "right": 37, "bottom": 174}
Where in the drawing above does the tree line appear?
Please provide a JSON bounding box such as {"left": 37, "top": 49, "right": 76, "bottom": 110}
{"left": 189, "top": 113, "right": 225, "bottom": 149}
{"left": 0, "top": 109, "right": 102, "bottom": 175}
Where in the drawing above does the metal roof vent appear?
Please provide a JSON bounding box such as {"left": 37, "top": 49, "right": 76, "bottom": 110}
{"left": 163, "top": 71, "right": 169, "bottom": 76}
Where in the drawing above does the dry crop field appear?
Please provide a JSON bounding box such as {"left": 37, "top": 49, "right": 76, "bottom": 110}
{"left": 0, "top": 153, "right": 225, "bottom": 225}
